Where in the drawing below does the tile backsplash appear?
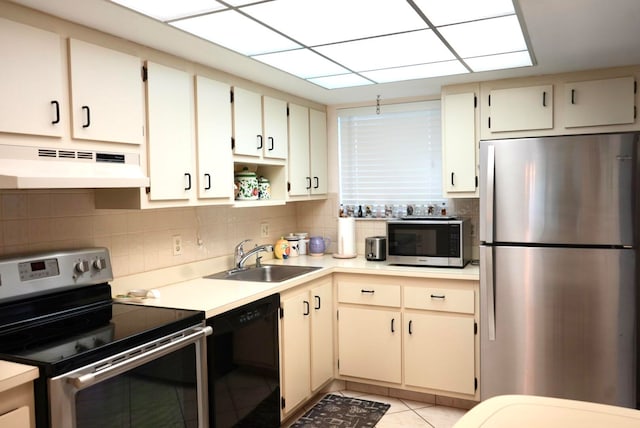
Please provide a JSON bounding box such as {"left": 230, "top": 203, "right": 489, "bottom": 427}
{"left": 0, "top": 190, "right": 479, "bottom": 279}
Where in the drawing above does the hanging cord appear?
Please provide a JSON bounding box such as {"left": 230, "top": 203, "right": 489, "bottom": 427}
{"left": 376, "top": 95, "right": 381, "bottom": 115}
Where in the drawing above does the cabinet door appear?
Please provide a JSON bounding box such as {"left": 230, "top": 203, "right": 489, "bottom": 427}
{"left": 338, "top": 306, "right": 401, "bottom": 383}
{"left": 489, "top": 85, "right": 553, "bottom": 132}
{"left": 564, "top": 77, "right": 635, "bottom": 128}
{"left": 68, "top": 39, "right": 143, "bottom": 145}
{"left": 288, "top": 104, "right": 311, "bottom": 196}
{"left": 281, "top": 291, "right": 311, "bottom": 413}
{"left": 404, "top": 312, "right": 475, "bottom": 394}
{"left": 0, "top": 406, "right": 30, "bottom": 428}
{"left": 195, "top": 76, "right": 233, "bottom": 200}
{"left": 309, "top": 109, "right": 328, "bottom": 195}
{"left": 443, "top": 92, "right": 477, "bottom": 194}
{"left": 310, "top": 279, "right": 333, "bottom": 391}
{"left": 262, "top": 96, "right": 288, "bottom": 159}
{"left": 232, "top": 87, "right": 262, "bottom": 157}
{"left": 0, "top": 18, "right": 63, "bottom": 137}
{"left": 146, "top": 62, "right": 194, "bottom": 201}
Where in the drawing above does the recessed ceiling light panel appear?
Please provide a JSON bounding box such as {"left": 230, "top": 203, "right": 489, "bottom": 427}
{"left": 307, "top": 73, "right": 373, "bottom": 89}
{"left": 252, "top": 49, "right": 349, "bottom": 78}
{"left": 361, "top": 60, "right": 469, "bottom": 83}
{"left": 465, "top": 50, "right": 532, "bottom": 72}
{"left": 413, "top": 0, "right": 515, "bottom": 26}
{"left": 111, "top": 0, "right": 227, "bottom": 21}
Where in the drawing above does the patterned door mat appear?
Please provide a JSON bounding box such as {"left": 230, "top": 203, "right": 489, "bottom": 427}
{"left": 291, "top": 393, "right": 391, "bottom": 427}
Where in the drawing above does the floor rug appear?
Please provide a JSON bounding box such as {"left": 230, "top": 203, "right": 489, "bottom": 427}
{"left": 291, "top": 393, "right": 391, "bottom": 427}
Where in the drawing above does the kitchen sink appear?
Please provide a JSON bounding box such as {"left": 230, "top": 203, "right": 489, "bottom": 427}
{"left": 205, "top": 264, "right": 321, "bottom": 282}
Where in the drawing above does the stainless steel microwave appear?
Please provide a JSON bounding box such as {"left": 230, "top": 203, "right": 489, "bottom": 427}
{"left": 386, "top": 218, "right": 471, "bottom": 267}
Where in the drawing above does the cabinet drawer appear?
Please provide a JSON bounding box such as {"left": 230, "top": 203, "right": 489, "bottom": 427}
{"left": 338, "top": 282, "right": 401, "bottom": 307}
{"left": 404, "top": 287, "right": 474, "bottom": 314}
{"left": 0, "top": 406, "right": 29, "bottom": 427}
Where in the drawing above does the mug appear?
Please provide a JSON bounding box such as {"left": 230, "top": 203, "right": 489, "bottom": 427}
{"left": 285, "top": 237, "right": 300, "bottom": 257}
{"left": 309, "top": 236, "right": 331, "bottom": 256}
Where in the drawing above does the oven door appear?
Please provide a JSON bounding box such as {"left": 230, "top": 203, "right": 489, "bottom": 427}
{"left": 49, "top": 324, "right": 211, "bottom": 428}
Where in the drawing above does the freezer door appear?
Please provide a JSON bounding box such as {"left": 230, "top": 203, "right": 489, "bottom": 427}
{"left": 480, "top": 133, "right": 637, "bottom": 246}
{"left": 480, "top": 245, "right": 636, "bottom": 407}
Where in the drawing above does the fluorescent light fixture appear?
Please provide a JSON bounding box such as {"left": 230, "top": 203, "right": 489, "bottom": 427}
{"left": 315, "top": 30, "right": 455, "bottom": 72}
{"left": 465, "top": 51, "right": 533, "bottom": 72}
{"left": 412, "top": 0, "right": 516, "bottom": 26}
{"left": 111, "top": 0, "right": 226, "bottom": 21}
{"left": 109, "top": 0, "right": 534, "bottom": 89}
{"left": 439, "top": 15, "right": 528, "bottom": 58}
{"left": 362, "top": 60, "right": 469, "bottom": 83}
{"left": 252, "top": 49, "right": 349, "bottom": 78}
{"left": 308, "top": 74, "right": 373, "bottom": 89}
{"left": 171, "top": 10, "right": 300, "bottom": 56}
{"left": 242, "top": 0, "right": 427, "bottom": 47}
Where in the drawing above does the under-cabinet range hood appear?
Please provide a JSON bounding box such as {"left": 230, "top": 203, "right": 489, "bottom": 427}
{"left": 0, "top": 144, "right": 149, "bottom": 189}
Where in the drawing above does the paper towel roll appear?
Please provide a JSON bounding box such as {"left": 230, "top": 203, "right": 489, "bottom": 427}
{"left": 337, "top": 217, "right": 356, "bottom": 257}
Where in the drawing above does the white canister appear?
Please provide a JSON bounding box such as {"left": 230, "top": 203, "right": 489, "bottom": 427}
{"left": 295, "top": 233, "right": 309, "bottom": 255}
{"left": 285, "top": 236, "right": 300, "bottom": 257}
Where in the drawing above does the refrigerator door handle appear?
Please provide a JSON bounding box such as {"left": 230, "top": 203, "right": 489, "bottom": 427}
{"left": 481, "top": 246, "right": 496, "bottom": 341}
{"left": 486, "top": 144, "right": 495, "bottom": 243}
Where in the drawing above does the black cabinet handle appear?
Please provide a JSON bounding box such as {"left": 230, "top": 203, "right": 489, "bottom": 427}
{"left": 82, "top": 106, "right": 90, "bottom": 128}
{"left": 268, "top": 137, "right": 274, "bottom": 151}
{"left": 303, "top": 300, "right": 310, "bottom": 316}
{"left": 571, "top": 89, "right": 576, "bottom": 104}
{"left": 361, "top": 289, "right": 375, "bottom": 294}
{"left": 257, "top": 135, "right": 263, "bottom": 149}
{"left": 313, "top": 176, "right": 319, "bottom": 189}
{"left": 314, "top": 295, "right": 321, "bottom": 310}
{"left": 451, "top": 172, "right": 455, "bottom": 186}
{"left": 391, "top": 318, "right": 395, "bottom": 333}
{"left": 409, "top": 320, "right": 413, "bottom": 335}
{"left": 542, "top": 91, "right": 547, "bottom": 107}
{"left": 306, "top": 177, "right": 311, "bottom": 189}
{"left": 51, "top": 101, "right": 60, "bottom": 124}
{"left": 430, "top": 294, "right": 446, "bottom": 299}
{"left": 184, "top": 173, "right": 192, "bottom": 190}
{"left": 204, "top": 173, "right": 211, "bottom": 190}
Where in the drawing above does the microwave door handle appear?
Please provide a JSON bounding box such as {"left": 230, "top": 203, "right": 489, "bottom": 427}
{"left": 486, "top": 144, "right": 496, "bottom": 243}
{"left": 67, "top": 326, "right": 212, "bottom": 389}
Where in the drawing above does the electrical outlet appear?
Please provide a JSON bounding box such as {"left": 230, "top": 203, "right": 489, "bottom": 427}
{"left": 172, "top": 235, "right": 183, "bottom": 256}
{"left": 260, "top": 223, "right": 269, "bottom": 238}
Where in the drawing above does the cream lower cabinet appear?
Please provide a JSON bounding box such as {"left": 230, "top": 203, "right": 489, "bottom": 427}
{"left": 336, "top": 274, "right": 479, "bottom": 399}
{"left": 280, "top": 277, "right": 333, "bottom": 415}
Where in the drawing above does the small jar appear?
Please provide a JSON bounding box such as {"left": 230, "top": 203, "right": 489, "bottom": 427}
{"left": 234, "top": 167, "right": 259, "bottom": 200}
{"left": 258, "top": 176, "right": 271, "bottom": 200}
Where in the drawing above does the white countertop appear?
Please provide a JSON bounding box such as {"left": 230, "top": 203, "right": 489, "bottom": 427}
{"left": 453, "top": 395, "right": 640, "bottom": 428}
{"left": 117, "top": 255, "right": 479, "bottom": 318}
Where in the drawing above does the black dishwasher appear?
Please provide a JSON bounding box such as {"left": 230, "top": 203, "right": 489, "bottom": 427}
{"left": 207, "top": 294, "right": 280, "bottom": 428}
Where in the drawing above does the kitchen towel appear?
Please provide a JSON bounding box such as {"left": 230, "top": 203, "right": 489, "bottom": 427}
{"left": 336, "top": 217, "right": 356, "bottom": 257}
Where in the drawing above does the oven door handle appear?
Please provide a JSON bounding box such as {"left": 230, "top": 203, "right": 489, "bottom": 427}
{"left": 67, "top": 326, "right": 212, "bottom": 389}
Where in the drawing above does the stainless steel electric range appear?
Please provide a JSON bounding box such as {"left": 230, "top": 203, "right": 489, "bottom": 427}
{"left": 0, "top": 248, "right": 211, "bottom": 428}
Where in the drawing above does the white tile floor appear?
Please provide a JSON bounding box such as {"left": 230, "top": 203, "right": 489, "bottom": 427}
{"left": 288, "top": 389, "right": 467, "bottom": 428}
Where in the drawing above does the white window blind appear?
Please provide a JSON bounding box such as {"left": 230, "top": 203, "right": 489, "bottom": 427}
{"left": 338, "top": 100, "right": 443, "bottom": 207}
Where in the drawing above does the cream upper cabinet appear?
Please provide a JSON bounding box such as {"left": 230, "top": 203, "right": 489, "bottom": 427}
{"left": 564, "top": 76, "right": 635, "bottom": 128}
{"left": 309, "top": 109, "right": 328, "bottom": 195}
{"left": 288, "top": 105, "right": 328, "bottom": 198}
{"left": 487, "top": 85, "right": 553, "bottom": 133}
{"left": 287, "top": 103, "right": 311, "bottom": 196}
{"left": 146, "top": 61, "right": 194, "bottom": 201}
{"left": 442, "top": 90, "right": 478, "bottom": 197}
{"left": 262, "top": 96, "right": 288, "bottom": 159}
{"left": 280, "top": 277, "right": 333, "bottom": 416}
{"left": 0, "top": 18, "right": 63, "bottom": 137}
{"left": 195, "top": 76, "right": 233, "bottom": 200}
{"left": 68, "top": 38, "right": 144, "bottom": 145}
{"left": 232, "top": 87, "right": 263, "bottom": 157}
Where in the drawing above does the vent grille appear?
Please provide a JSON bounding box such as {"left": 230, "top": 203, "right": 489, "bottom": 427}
{"left": 58, "top": 150, "right": 76, "bottom": 159}
{"left": 38, "top": 149, "right": 57, "bottom": 158}
{"left": 77, "top": 151, "right": 93, "bottom": 160}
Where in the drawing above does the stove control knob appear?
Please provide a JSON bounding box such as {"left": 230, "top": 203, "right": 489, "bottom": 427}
{"left": 74, "top": 260, "right": 90, "bottom": 274}
{"left": 93, "top": 257, "right": 106, "bottom": 271}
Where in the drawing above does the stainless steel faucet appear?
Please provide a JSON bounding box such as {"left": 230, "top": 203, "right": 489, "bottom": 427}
{"left": 234, "top": 239, "right": 274, "bottom": 269}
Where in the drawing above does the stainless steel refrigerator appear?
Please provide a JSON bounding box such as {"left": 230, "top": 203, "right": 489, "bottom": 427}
{"left": 479, "top": 132, "right": 639, "bottom": 409}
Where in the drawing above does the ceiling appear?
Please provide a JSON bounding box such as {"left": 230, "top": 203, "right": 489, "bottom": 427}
{"left": 7, "top": 0, "right": 640, "bottom": 105}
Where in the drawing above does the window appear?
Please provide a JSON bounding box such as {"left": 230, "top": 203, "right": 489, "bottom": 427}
{"left": 338, "top": 100, "right": 444, "bottom": 215}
